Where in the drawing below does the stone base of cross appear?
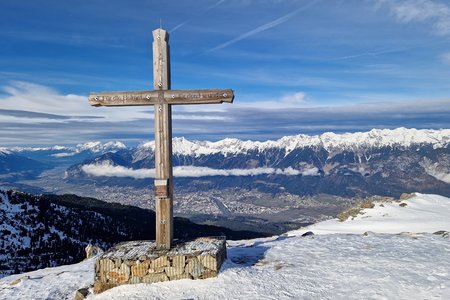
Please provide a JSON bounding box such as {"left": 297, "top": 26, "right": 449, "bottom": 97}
{"left": 88, "top": 28, "right": 234, "bottom": 249}
{"left": 93, "top": 237, "right": 227, "bottom": 293}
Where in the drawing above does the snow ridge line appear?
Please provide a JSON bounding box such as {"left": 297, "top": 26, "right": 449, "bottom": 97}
{"left": 138, "top": 128, "right": 450, "bottom": 156}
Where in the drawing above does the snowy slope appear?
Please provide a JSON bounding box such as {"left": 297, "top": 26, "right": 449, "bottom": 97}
{"left": 290, "top": 193, "right": 450, "bottom": 236}
{"left": 0, "top": 258, "right": 95, "bottom": 300}
{"left": 1, "top": 193, "right": 449, "bottom": 300}
{"left": 92, "top": 234, "right": 449, "bottom": 300}
{"left": 0, "top": 189, "right": 138, "bottom": 278}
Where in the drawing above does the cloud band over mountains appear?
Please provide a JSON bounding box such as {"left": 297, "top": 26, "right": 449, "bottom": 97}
{"left": 81, "top": 164, "right": 320, "bottom": 179}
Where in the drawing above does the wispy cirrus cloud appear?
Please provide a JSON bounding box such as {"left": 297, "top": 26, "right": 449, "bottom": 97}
{"left": 209, "top": 0, "right": 319, "bottom": 52}
{"left": 170, "top": 0, "right": 225, "bottom": 33}
{"left": 375, "top": 0, "right": 450, "bottom": 35}
{"left": 331, "top": 48, "right": 409, "bottom": 61}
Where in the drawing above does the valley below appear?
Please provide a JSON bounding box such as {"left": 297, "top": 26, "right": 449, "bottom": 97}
{"left": 8, "top": 168, "right": 357, "bottom": 234}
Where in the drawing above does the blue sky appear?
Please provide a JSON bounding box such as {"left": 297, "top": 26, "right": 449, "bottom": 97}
{"left": 0, "top": 0, "right": 450, "bottom": 146}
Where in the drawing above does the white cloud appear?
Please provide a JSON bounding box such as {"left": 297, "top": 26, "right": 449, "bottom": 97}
{"left": 376, "top": 0, "right": 450, "bottom": 35}
{"left": 175, "top": 166, "right": 276, "bottom": 177}
{"left": 81, "top": 164, "right": 155, "bottom": 179}
{"left": 300, "top": 167, "right": 320, "bottom": 176}
{"left": 51, "top": 152, "right": 76, "bottom": 157}
{"left": 0, "top": 81, "right": 149, "bottom": 123}
{"left": 81, "top": 164, "right": 320, "bottom": 179}
{"left": 280, "top": 92, "right": 307, "bottom": 105}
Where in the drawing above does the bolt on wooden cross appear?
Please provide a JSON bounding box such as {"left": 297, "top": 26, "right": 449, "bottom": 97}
{"left": 88, "top": 28, "right": 234, "bottom": 249}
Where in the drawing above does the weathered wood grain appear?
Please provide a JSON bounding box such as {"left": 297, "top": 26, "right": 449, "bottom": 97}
{"left": 88, "top": 89, "right": 234, "bottom": 106}
{"left": 153, "top": 29, "right": 173, "bottom": 250}
{"left": 165, "top": 89, "right": 234, "bottom": 104}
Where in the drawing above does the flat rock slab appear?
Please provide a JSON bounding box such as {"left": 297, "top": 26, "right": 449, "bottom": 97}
{"left": 94, "top": 237, "right": 227, "bottom": 294}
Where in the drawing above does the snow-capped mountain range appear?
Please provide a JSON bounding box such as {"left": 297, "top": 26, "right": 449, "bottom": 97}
{"left": 1, "top": 193, "right": 449, "bottom": 300}
{"left": 2, "top": 127, "right": 449, "bottom": 160}
{"left": 138, "top": 128, "right": 450, "bottom": 156}
{"left": 0, "top": 141, "right": 127, "bottom": 178}
{"left": 2, "top": 128, "right": 450, "bottom": 197}
{"left": 3, "top": 141, "right": 126, "bottom": 156}
{"left": 65, "top": 128, "right": 450, "bottom": 198}
{"left": 74, "top": 141, "right": 126, "bottom": 153}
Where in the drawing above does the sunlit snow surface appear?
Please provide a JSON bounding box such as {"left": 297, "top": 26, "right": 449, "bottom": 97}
{"left": 290, "top": 193, "right": 450, "bottom": 236}
{"left": 0, "top": 258, "right": 95, "bottom": 300}
{"left": 0, "top": 193, "right": 449, "bottom": 300}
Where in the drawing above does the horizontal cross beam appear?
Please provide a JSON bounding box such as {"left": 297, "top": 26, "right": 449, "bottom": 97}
{"left": 89, "top": 89, "right": 234, "bottom": 107}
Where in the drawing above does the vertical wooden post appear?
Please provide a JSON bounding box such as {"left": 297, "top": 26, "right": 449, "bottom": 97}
{"left": 152, "top": 28, "right": 173, "bottom": 249}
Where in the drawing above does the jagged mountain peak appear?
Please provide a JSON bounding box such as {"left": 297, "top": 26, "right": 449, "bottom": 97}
{"left": 317, "top": 127, "right": 450, "bottom": 150}
{"left": 0, "top": 149, "right": 11, "bottom": 156}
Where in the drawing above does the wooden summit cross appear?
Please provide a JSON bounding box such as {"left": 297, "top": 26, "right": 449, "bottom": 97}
{"left": 88, "top": 28, "right": 234, "bottom": 250}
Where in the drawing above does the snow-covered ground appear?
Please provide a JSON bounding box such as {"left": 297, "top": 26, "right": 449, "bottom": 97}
{"left": 290, "top": 193, "right": 450, "bottom": 236}
{"left": 1, "top": 193, "right": 449, "bottom": 300}
{"left": 0, "top": 258, "right": 95, "bottom": 300}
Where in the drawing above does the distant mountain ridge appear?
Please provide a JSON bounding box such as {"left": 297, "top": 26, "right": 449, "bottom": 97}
{"left": 65, "top": 128, "right": 450, "bottom": 198}
{"left": 0, "top": 141, "right": 127, "bottom": 178}
{"left": 3, "top": 141, "right": 126, "bottom": 154}
{"left": 138, "top": 128, "right": 450, "bottom": 156}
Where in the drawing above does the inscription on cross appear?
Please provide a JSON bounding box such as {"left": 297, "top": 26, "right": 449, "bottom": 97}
{"left": 88, "top": 28, "right": 234, "bottom": 249}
